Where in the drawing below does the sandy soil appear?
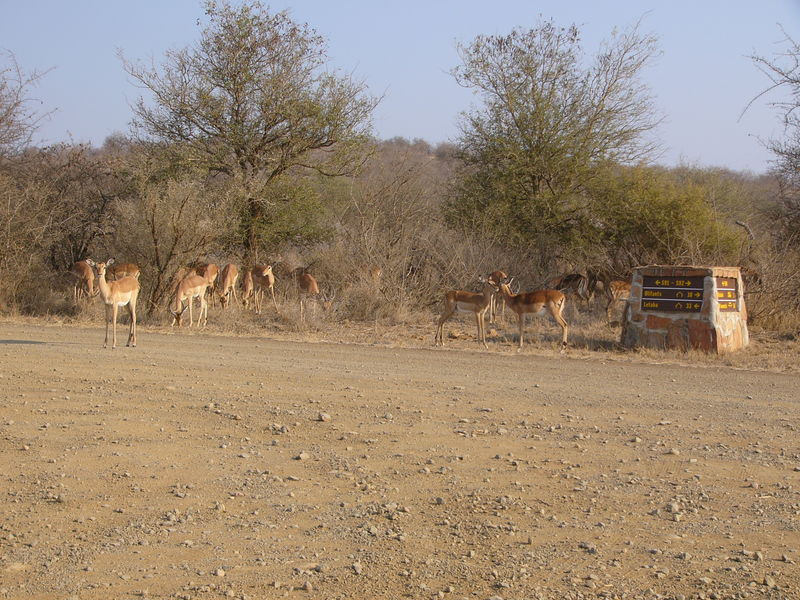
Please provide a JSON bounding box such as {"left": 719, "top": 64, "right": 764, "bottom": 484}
{"left": 0, "top": 319, "right": 798, "bottom": 600}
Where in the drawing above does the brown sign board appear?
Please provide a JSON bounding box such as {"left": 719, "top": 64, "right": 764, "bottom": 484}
{"left": 715, "top": 277, "right": 739, "bottom": 312}
{"left": 642, "top": 276, "right": 705, "bottom": 290}
{"left": 643, "top": 288, "right": 703, "bottom": 300}
{"left": 716, "top": 277, "right": 737, "bottom": 290}
{"left": 641, "top": 275, "right": 705, "bottom": 312}
{"left": 640, "top": 275, "right": 740, "bottom": 313}
{"left": 641, "top": 299, "right": 703, "bottom": 312}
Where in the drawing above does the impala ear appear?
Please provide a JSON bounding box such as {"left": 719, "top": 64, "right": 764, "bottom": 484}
{"left": 85, "top": 259, "right": 95, "bottom": 267}
{"left": 106, "top": 258, "right": 116, "bottom": 266}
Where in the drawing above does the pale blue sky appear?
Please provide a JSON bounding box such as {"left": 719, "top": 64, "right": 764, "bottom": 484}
{"left": 2, "top": 0, "right": 798, "bottom": 173}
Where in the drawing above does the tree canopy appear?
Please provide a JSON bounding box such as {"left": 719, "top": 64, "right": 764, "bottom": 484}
{"left": 0, "top": 51, "right": 51, "bottom": 158}
{"left": 447, "top": 19, "right": 662, "bottom": 264}
{"left": 121, "top": 0, "right": 379, "bottom": 258}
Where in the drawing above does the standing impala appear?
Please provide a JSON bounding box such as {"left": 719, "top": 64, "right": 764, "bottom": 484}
{"left": 434, "top": 278, "right": 498, "bottom": 349}
{"left": 487, "top": 270, "right": 508, "bottom": 323}
{"left": 296, "top": 272, "right": 320, "bottom": 321}
{"left": 251, "top": 264, "right": 277, "bottom": 313}
{"left": 605, "top": 280, "right": 631, "bottom": 324}
{"left": 498, "top": 280, "right": 568, "bottom": 353}
{"left": 217, "top": 263, "right": 239, "bottom": 309}
{"left": 85, "top": 259, "right": 139, "bottom": 349}
{"left": 107, "top": 262, "right": 140, "bottom": 281}
{"left": 194, "top": 263, "right": 219, "bottom": 307}
{"left": 550, "top": 272, "right": 590, "bottom": 307}
{"left": 171, "top": 274, "right": 210, "bottom": 327}
{"left": 70, "top": 260, "right": 97, "bottom": 304}
{"left": 241, "top": 268, "right": 255, "bottom": 310}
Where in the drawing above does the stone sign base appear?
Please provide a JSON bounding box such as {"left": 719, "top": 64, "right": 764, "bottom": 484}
{"left": 621, "top": 265, "right": 749, "bottom": 354}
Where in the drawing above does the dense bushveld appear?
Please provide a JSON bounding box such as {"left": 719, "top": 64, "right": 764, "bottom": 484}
{"left": 0, "top": 137, "right": 797, "bottom": 337}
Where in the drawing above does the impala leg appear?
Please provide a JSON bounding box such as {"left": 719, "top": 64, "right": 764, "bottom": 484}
{"left": 270, "top": 286, "right": 278, "bottom": 311}
{"left": 518, "top": 313, "right": 525, "bottom": 350}
{"left": 201, "top": 295, "right": 208, "bottom": 327}
{"left": 111, "top": 303, "right": 119, "bottom": 349}
{"left": 473, "top": 310, "right": 483, "bottom": 349}
{"left": 189, "top": 296, "right": 195, "bottom": 327}
{"left": 435, "top": 306, "right": 452, "bottom": 346}
{"left": 605, "top": 298, "right": 612, "bottom": 323}
{"left": 553, "top": 309, "right": 569, "bottom": 353}
{"left": 103, "top": 305, "right": 110, "bottom": 348}
{"left": 127, "top": 300, "right": 137, "bottom": 347}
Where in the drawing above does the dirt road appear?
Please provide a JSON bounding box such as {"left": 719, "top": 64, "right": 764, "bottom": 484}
{"left": 0, "top": 320, "right": 798, "bottom": 599}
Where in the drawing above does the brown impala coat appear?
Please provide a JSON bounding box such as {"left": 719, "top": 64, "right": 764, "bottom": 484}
{"left": 217, "top": 263, "right": 239, "bottom": 309}
{"left": 70, "top": 260, "right": 96, "bottom": 303}
{"left": 251, "top": 265, "right": 277, "bottom": 313}
{"left": 604, "top": 280, "right": 631, "bottom": 323}
{"left": 498, "top": 283, "right": 569, "bottom": 352}
{"left": 86, "top": 259, "right": 140, "bottom": 349}
{"left": 171, "top": 275, "right": 210, "bottom": 327}
{"left": 435, "top": 280, "right": 498, "bottom": 349}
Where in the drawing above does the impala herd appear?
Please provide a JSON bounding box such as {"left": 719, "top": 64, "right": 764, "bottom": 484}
{"left": 434, "top": 270, "right": 629, "bottom": 354}
{"left": 70, "top": 259, "right": 630, "bottom": 351}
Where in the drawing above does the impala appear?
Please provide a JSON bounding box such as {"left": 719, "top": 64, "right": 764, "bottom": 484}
{"left": 241, "top": 268, "right": 255, "bottom": 310}
{"left": 605, "top": 280, "right": 631, "bottom": 324}
{"left": 498, "top": 281, "right": 568, "bottom": 352}
{"left": 586, "top": 267, "right": 614, "bottom": 302}
{"left": 107, "top": 262, "right": 140, "bottom": 281}
{"left": 217, "top": 263, "right": 239, "bottom": 309}
{"left": 195, "top": 263, "right": 220, "bottom": 306}
{"left": 85, "top": 259, "right": 139, "bottom": 349}
{"left": 296, "top": 272, "right": 319, "bottom": 321}
{"left": 434, "top": 278, "right": 498, "bottom": 349}
{"left": 70, "top": 260, "right": 97, "bottom": 304}
{"left": 550, "top": 272, "right": 590, "bottom": 305}
{"left": 251, "top": 264, "right": 278, "bottom": 313}
{"left": 170, "top": 275, "right": 210, "bottom": 327}
{"left": 487, "top": 270, "right": 508, "bottom": 323}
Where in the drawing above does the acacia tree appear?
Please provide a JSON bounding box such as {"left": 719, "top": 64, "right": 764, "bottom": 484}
{"left": 747, "top": 29, "right": 800, "bottom": 325}
{"left": 121, "top": 0, "right": 378, "bottom": 260}
{"left": 447, "top": 19, "right": 661, "bottom": 265}
{"left": 750, "top": 28, "right": 800, "bottom": 244}
{"left": 0, "top": 50, "right": 52, "bottom": 158}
